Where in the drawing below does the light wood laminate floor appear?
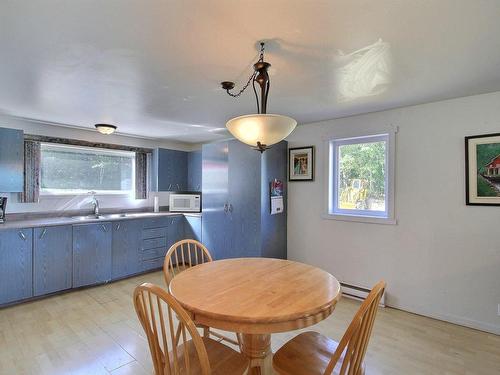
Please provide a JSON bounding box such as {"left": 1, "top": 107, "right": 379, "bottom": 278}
{"left": 0, "top": 271, "right": 498, "bottom": 375}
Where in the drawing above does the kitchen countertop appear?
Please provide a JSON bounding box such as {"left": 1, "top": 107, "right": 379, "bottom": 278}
{"left": 0, "top": 211, "right": 202, "bottom": 230}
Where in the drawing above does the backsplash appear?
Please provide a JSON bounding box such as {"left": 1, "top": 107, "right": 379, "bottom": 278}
{"left": 0, "top": 191, "right": 171, "bottom": 215}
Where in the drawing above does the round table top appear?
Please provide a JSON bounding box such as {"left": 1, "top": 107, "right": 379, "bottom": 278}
{"left": 170, "top": 258, "right": 341, "bottom": 334}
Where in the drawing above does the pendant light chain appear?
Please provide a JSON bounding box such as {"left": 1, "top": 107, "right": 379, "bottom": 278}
{"left": 223, "top": 43, "right": 266, "bottom": 98}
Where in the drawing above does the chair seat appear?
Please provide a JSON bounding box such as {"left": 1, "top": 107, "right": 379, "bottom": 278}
{"left": 273, "top": 331, "right": 365, "bottom": 375}
{"left": 169, "top": 337, "right": 248, "bottom": 374}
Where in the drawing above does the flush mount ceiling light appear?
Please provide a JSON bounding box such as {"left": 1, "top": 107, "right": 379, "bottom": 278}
{"left": 95, "top": 123, "right": 117, "bottom": 135}
{"left": 221, "top": 42, "right": 297, "bottom": 153}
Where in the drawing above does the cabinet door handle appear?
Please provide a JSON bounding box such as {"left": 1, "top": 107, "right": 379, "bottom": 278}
{"left": 168, "top": 183, "right": 172, "bottom": 191}
{"left": 39, "top": 228, "right": 47, "bottom": 240}
{"left": 116, "top": 223, "right": 121, "bottom": 231}
{"left": 100, "top": 224, "right": 108, "bottom": 232}
{"left": 223, "top": 203, "right": 228, "bottom": 213}
{"left": 228, "top": 203, "right": 233, "bottom": 213}
{"left": 176, "top": 183, "right": 180, "bottom": 190}
{"left": 18, "top": 231, "right": 26, "bottom": 241}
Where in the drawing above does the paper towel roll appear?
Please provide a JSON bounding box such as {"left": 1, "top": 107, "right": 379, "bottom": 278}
{"left": 154, "top": 196, "right": 160, "bottom": 213}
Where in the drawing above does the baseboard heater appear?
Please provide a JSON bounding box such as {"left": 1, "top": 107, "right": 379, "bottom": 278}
{"left": 340, "top": 282, "right": 386, "bottom": 307}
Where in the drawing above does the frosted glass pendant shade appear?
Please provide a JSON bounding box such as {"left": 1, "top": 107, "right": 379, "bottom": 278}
{"left": 226, "top": 114, "right": 297, "bottom": 148}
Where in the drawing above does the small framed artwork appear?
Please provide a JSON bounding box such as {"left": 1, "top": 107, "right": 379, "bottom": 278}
{"left": 465, "top": 133, "right": 500, "bottom": 205}
{"left": 289, "top": 146, "right": 314, "bottom": 181}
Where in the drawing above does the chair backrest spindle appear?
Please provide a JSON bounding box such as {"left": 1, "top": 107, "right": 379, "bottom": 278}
{"left": 324, "top": 280, "right": 386, "bottom": 375}
{"left": 163, "top": 239, "right": 213, "bottom": 287}
{"left": 133, "top": 283, "right": 211, "bottom": 375}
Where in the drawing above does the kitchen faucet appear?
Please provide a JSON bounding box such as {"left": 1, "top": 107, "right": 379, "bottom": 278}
{"left": 90, "top": 192, "right": 99, "bottom": 217}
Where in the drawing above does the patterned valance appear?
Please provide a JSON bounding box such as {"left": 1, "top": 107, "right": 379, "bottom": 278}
{"left": 19, "top": 140, "right": 40, "bottom": 203}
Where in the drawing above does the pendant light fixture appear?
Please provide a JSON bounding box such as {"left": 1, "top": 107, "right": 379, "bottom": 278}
{"left": 95, "top": 123, "right": 117, "bottom": 135}
{"left": 221, "top": 42, "right": 297, "bottom": 152}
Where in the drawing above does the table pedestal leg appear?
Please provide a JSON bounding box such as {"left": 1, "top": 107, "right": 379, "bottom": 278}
{"left": 241, "top": 334, "right": 273, "bottom": 375}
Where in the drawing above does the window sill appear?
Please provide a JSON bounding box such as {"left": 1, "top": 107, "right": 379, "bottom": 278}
{"left": 322, "top": 213, "right": 397, "bottom": 225}
{"left": 39, "top": 192, "right": 135, "bottom": 199}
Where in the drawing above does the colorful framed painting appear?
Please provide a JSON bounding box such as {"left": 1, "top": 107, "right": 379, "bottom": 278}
{"left": 465, "top": 133, "right": 500, "bottom": 205}
{"left": 289, "top": 146, "right": 314, "bottom": 181}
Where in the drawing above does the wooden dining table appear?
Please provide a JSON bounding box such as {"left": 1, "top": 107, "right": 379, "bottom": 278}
{"left": 169, "top": 257, "right": 341, "bottom": 375}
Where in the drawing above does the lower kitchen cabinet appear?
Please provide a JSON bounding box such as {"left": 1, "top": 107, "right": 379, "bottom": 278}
{"left": 0, "top": 228, "right": 33, "bottom": 305}
{"left": 0, "top": 213, "right": 203, "bottom": 306}
{"left": 184, "top": 215, "right": 202, "bottom": 242}
{"left": 167, "top": 215, "right": 184, "bottom": 249}
{"left": 112, "top": 219, "right": 142, "bottom": 279}
{"left": 33, "top": 225, "right": 72, "bottom": 296}
{"left": 73, "top": 222, "right": 112, "bottom": 288}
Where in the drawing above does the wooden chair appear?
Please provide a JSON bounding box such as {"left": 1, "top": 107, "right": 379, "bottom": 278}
{"left": 163, "top": 239, "right": 241, "bottom": 348}
{"left": 163, "top": 239, "right": 213, "bottom": 286}
{"left": 273, "top": 280, "right": 386, "bottom": 375}
{"left": 133, "top": 283, "right": 248, "bottom": 375}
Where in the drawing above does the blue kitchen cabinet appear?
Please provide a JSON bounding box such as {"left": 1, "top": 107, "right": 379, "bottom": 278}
{"left": 187, "top": 150, "right": 202, "bottom": 191}
{"left": 154, "top": 148, "right": 188, "bottom": 191}
{"left": 112, "top": 219, "right": 142, "bottom": 279}
{"left": 260, "top": 142, "right": 288, "bottom": 259}
{"left": 33, "top": 225, "right": 72, "bottom": 296}
{"left": 0, "top": 228, "right": 33, "bottom": 304}
{"left": 202, "top": 140, "right": 287, "bottom": 261}
{"left": 227, "top": 140, "right": 261, "bottom": 258}
{"left": 73, "top": 222, "right": 112, "bottom": 287}
{"left": 140, "top": 216, "right": 169, "bottom": 271}
{"left": 0, "top": 127, "right": 24, "bottom": 192}
{"left": 167, "top": 215, "right": 184, "bottom": 249}
{"left": 184, "top": 215, "right": 202, "bottom": 242}
{"left": 201, "top": 141, "right": 229, "bottom": 260}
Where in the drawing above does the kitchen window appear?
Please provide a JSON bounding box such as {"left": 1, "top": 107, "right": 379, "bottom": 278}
{"left": 40, "top": 143, "right": 136, "bottom": 195}
{"left": 326, "top": 130, "right": 396, "bottom": 224}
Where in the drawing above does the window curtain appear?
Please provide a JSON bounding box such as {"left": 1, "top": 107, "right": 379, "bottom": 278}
{"left": 135, "top": 151, "right": 148, "bottom": 199}
{"left": 19, "top": 140, "right": 41, "bottom": 203}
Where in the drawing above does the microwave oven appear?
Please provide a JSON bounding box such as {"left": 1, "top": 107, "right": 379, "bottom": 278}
{"left": 169, "top": 193, "right": 201, "bottom": 212}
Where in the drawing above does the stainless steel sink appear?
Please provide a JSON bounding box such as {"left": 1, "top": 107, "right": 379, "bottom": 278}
{"left": 71, "top": 212, "right": 160, "bottom": 221}
{"left": 72, "top": 215, "right": 106, "bottom": 220}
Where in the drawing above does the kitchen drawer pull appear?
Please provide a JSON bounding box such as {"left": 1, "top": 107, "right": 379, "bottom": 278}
{"left": 18, "top": 231, "right": 26, "bottom": 241}
{"left": 39, "top": 228, "right": 47, "bottom": 240}
{"left": 100, "top": 224, "right": 108, "bottom": 232}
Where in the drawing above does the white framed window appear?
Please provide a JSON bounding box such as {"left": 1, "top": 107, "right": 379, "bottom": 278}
{"left": 40, "top": 143, "right": 136, "bottom": 196}
{"left": 325, "top": 128, "right": 396, "bottom": 224}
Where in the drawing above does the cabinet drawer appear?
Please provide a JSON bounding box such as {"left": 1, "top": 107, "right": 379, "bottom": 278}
{"left": 142, "top": 217, "right": 170, "bottom": 229}
{"left": 141, "top": 257, "right": 164, "bottom": 271}
{"left": 142, "top": 227, "right": 168, "bottom": 239}
{"left": 141, "top": 237, "right": 167, "bottom": 251}
{"left": 141, "top": 247, "right": 167, "bottom": 261}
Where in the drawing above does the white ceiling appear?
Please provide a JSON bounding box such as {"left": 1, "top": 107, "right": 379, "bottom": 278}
{"left": 1, "top": 1, "right": 500, "bottom": 143}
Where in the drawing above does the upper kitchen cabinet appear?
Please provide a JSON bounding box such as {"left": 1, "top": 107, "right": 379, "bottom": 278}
{"left": 152, "top": 148, "right": 188, "bottom": 192}
{"left": 187, "top": 150, "right": 202, "bottom": 191}
{"left": 0, "top": 127, "right": 24, "bottom": 192}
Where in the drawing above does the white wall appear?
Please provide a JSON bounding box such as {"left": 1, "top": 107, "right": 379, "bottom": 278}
{"left": 0, "top": 115, "right": 196, "bottom": 214}
{"left": 286, "top": 91, "right": 500, "bottom": 334}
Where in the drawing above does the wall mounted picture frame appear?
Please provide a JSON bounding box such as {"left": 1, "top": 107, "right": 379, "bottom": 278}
{"left": 465, "top": 132, "right": 500, "bottom": 206}
{"left": 289, "top": 146, "right": 314, "bottom": 181}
